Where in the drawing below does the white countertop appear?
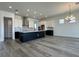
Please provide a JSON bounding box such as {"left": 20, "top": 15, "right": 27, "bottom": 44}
{"left": 19, "top": 30, "right": 45, "bottom": 33}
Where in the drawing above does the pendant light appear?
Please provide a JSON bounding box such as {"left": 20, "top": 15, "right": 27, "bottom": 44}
{"left": 15, "top": 9, "right": 19, "bottom": 14}
{"left": 65, "top": 4, "right": 76, "bottom": 23}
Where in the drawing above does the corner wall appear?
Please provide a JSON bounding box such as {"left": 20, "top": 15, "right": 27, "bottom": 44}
{"left": 0, "top": 11, "right": 23, "bottom": 41}
{"left": 0, "top": 11, "right": 15, "bottom": 41}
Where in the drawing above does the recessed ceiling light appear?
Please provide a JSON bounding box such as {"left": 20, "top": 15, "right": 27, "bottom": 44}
{"left": 27, "top": 9, "right": 30, "bottom": 12}
{"left": 15, "top": 11, "right": 18, "bottom": 14}
{"left": 34, "top": 11, "right": 37, "bottom": 14}
{"left": 40, "top": 13, "right": 42, "bottom": 15}
{"left": 15, "top": 9, "right": 19, "bottom": 14}
{"left": 45, "top": 16, "right": 47, "bottom": 18}
{"left": 9, "top": 6, "right": 12, "bottom": 9}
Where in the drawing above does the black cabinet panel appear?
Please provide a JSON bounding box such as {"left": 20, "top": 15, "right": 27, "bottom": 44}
{"left": 46, "top": 30, "right": 53, "bottom": 36}
{"left": 15, "top": 32, "right": 20, "bottom": 39}
{"left": 19, "top": 32, "right": 34, "bottom": 42}
{"left": 16, "top": 31, "right": 45, "bottom": 42}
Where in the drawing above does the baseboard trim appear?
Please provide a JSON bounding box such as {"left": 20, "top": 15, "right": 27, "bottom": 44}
{"left": 54, "top": 35, "right": 79, "bottom": 39}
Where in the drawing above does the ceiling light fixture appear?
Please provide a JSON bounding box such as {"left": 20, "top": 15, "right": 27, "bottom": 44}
{"left": 15, "top": 9, "right": 19, "bottom": 14}
{"left": 9, "top": 6, "right": 12, "bottom": 9}
{"left": 65, "top": 4, "right": 76, "bottom": 23}
{"left": 45, "top": 16, "right": 47, "bottom": 18}
{"left": 40, "top": 13, "right": 42, "bottom": 16}
{"left": 27, "top": 9, "right": 30, "bottom": 12}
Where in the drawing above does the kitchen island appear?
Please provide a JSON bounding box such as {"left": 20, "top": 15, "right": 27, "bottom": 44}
{"left": 15, "top": 31, "right": 45, "bottom": 42}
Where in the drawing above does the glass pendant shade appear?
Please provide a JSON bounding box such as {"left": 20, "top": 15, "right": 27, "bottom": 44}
{"left": 65, "top": 4, "right": 76, "bottom": 23}
{"left": 65, "top": 15, "right": 76, "bottom": 21}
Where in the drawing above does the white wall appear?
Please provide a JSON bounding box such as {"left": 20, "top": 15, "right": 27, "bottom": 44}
{"left": 46, "top": 19, "right": 56, "bottom": 28}
{"left": 45, "top": 10, "right": 79, "bottom": 38}
{"left": 0, "top": 11, "right": 23, "bottom": 41}
{"left": 0, "top": 10, "right": 15, "bottom": 41}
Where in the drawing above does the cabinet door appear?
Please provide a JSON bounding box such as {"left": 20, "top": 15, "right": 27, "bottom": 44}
{"left": 20, "top": 33, "right": 34, "bottom": 42}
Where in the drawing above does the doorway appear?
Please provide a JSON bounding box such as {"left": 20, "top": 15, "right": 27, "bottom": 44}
{"left": 4, "top": 17, "right": 12, "bottom": 41}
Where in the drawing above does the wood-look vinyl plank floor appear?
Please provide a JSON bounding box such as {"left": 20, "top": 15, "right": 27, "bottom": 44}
{"left": 0, "top": 36, "right": 79, "bottom": 57}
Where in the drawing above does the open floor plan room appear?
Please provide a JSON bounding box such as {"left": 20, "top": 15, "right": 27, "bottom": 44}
{"left": 0, "top": 2, "right": 79, "bottom": 57}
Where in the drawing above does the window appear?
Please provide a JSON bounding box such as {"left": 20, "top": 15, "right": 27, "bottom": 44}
{"left": 59, "top": 19, "right": 64, "bottom": 24}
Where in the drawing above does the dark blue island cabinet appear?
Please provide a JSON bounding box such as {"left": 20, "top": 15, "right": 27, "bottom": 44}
{"left": 19, "top": 31, "right": 45, "bottom": 42}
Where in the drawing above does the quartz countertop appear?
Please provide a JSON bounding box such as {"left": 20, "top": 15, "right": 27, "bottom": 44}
{"left": 17, "top": 30, "right": 45, "bottom": 33}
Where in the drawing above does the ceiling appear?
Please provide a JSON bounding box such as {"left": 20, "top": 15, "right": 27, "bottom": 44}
{"left": 0, "top": 2, "right": 79, "bottom": 19}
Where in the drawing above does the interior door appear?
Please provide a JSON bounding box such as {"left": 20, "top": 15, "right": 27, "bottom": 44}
{"left": 4, "top": 17, "right": 12, "bottom": 40}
